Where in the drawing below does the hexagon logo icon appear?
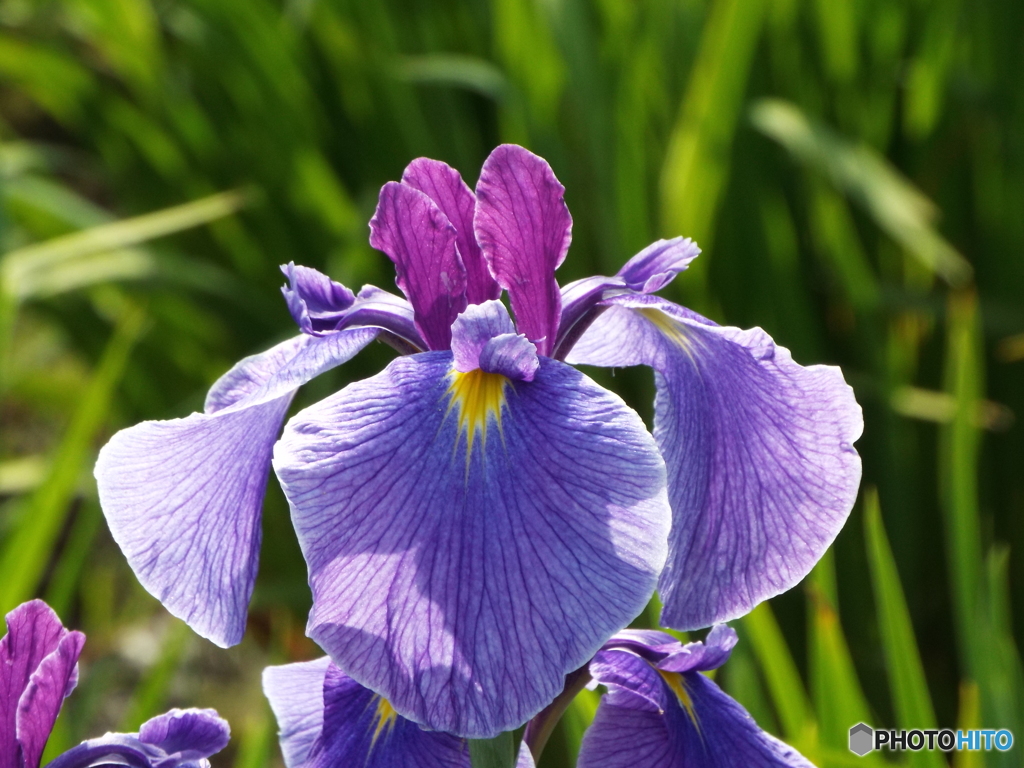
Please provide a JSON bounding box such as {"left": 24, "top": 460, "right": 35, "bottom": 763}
{"left": 849, "top": 723, "right": 874, "bottom": 756}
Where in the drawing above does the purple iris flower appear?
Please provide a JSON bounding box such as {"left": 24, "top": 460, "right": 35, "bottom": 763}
{"left": 95, "top": 144, "right": 861, "bottom": 738}
{"left": 263, "top": 658, "right": 535, "bottom": 768}
{"left": 0, "top": 600, "right": 229, "bottom": 768}
{"left": 578, "top": 627, "right": 812, "bottom": 768}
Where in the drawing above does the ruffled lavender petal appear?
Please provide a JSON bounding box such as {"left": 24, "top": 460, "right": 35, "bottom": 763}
{"left": 96, "top": 329, "right": 376, "bottom": 648}
{"left": 567, "top": 296, "right": 863, "bottom": 630}
{"left": 280, "top": 265, "right": 423, "bottom": 349}
{"left": 451, "top": 302, "right": 538, "bottom": 381}
{"left": 617, "top": 238, "right": 700, "bottom": 294}
{"left": 554, "top": 238, "right": 699, "bottom": 359}
{"left": 274, "top": 354, "right": 669, "bottom": 737}
{"left": 1, "top": 601, "right": 83, "bottom": 768}
{"left": 402, "top": 159, "right": 500, "bottom": 305}
{"left": 474, "top": 145, "right": 571, "bottom": 356}
{"left": 603, "top": 625, "right": 735, "bottom": 674}
{"left": 137, "top": 709, "right": 230, "bottom": 761}
{"left": 370, "top": 182, "right": 468, "bottom": 350}
{"left": 281, "top": 263, "right": 356, "bottom": 334}
{"left": 580, "top": 645, "right": 812, "bottom": 768}
{"left": 45, "top": 709, "right": 229, "bottom": 768}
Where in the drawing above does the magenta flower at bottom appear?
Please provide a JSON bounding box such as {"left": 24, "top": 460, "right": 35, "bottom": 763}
{"left": 0, "top": 600, "right": 229, "bottom": 768}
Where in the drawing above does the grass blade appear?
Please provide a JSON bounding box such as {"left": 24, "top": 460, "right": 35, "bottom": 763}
{"left": 741, "top": 601, "right": 818, "bottom": 757}
{"left": 1, "top": 190, "right": 248, "bottom": 301}
{"left": 864, "top": 488, "right": 945, "bottom": 768}
{"left": 0, "top": 302, "right": 146, "bottom": 614}
{"left": 750, "top": 99, "right": 972, "bottom": 286}
{"left": 660, "top": 0, "right": 766, "bottom": 306}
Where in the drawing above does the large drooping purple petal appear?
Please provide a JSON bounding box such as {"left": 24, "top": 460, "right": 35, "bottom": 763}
{"left": 264, "top": 659, "right": 535, "bottom": 768}
{"left": 96, "top": 328, "right": 377, "bottom": 648}
{"left": 370, "top": 181, "right": 468, "bottom": 350}
{"left": 474, "top": 145, "right": 571, "bottom": 356}
{"left": 274, "top": 352, "right": 669, "bottom": 737}
{"left": 401, "top": 158, "right": 500, "bottom": 305}
{"left": 567, "top": 296, "right": 863, "bottom": 630}
{"left": 0, "top": 601, "right": 83, "bottom": 768}
{"left": 45, "top": 709, "right": 229, "bottom": 768}
{"left": 554, "top": 238, "right": 700, "bottom": 359}
{"left": 579, "top": 642, "right": 812, "bottom": 768}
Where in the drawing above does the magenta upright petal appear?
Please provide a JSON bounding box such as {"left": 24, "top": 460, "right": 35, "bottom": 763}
{"left": 96, "top": 328, "right": 376, "bottom": 647}
{"left": 474, "top": 145, "right": 572, "bottom": 355}
{"left": 274, "top": 353, "right": 669, "bottom": 737}
{"left": 402, "top": 158, "right": 500, "bottom": 305}
{"left": 568, "top": 296, "right": 863, "bottom": 630}
{"left": 0, "top": 601, "right": 83, "bottom": 768}
{"left": 370, "top": 181, "right": 468, "bottom": 350}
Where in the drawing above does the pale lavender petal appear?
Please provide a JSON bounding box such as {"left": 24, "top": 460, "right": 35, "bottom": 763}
{"left": 474, "top": 145, "right": 571, "bottom": 355}
{"left": 581, "top": 647, "right": 812, "bottom": 768}
{"left": 1, "top": 601, "right": 82, "bottom": 768}
{"left": 370, "top": 181, "right": 467, "bottom": 350}
{"left": 274, "top": 353, "right": 669, "bottom": 737}
{"left": 567, "top": 297, "right": 863, "bottom": 630}
{"left": 138, "top": 709, "right": 230, "bottom": 760}
{"left": 281, "top": 263, "right": 356, "bottom": 334}
{"left": 402, "top": 158, "right": 500, "bottom": 305}
{"left": 17, "top": 631, "right": 85, "bottom": 768}
{"left": 450, "top": 302, "right": 538, "bottom": 381}
{"left": 263, "top": 658, "right": 332, "bottom": 768}
{"left": 96, "top": 330, "right": 376, "bottom": 648}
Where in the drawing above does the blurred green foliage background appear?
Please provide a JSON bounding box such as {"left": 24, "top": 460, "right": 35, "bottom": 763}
{"left": 0, "top": 0, "right": 1022, "bottom": 765}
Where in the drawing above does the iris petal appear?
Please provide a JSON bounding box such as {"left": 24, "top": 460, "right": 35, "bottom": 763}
{"left": 402, "top": 158, "right": 501, "bottom": 305}
{"left": 370, "top": 181, "right": 468, "bottom": 350}
{"left": 474, "top": 145, "right": 572, "bottom": 355}
{"left": 567, "top": 297, "right": 862, "bottom": 630}
{"left": 264, "top": 658, "right": 536, "bottom": 768}
{"left": 0, "top": 601, "right": 83, "bottom": 768}
{"left": 580, "top": 647, "right": 813, "bottom": 768}
{"left": 274, "top": 353, "right": 669, "bottom": 737}
{"left": 96, "top": 329, "right": 376, "bottom": 647}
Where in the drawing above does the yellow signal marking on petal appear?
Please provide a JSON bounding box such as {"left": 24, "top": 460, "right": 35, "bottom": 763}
{"left": 658, "top": 669, "right": 701, "bottom": 732}
{"left": 639, "top": 307, "right": 692, "bottom": 352}
{"left": 446, "top": 368, "right": 509, "bottom": 454}
{"left": 371, "top": 696, "right": 399, "bottom": 744}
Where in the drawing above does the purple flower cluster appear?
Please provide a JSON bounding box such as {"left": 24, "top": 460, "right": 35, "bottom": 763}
{"left": 94, "top": 145, "right": 862, "bottom": 764}
{"left": 1, "top": 601, "right": 229, "bottom": 768}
